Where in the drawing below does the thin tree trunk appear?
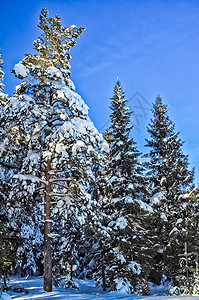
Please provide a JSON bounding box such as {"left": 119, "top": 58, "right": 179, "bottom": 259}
{"left": 70, "top": 259, "right": 73, "bottom": 281}
{"left": 44, "top": 158, "right": 52, "bottom": 292}
{"left": 102, "top": 262, "right": 106, "bottom": 291}
{"left": 101, "top": 245, "right": 106, "bottom": 291}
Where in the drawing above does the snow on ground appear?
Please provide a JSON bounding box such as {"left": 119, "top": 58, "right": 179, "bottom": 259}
{"left": 4, "top": 277, "right": 198, "bottom": 300}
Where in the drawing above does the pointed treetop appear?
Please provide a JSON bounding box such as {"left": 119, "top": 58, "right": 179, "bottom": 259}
{"left": 21, "top": 7, "right": 85, "bottom": 71}
{"left": 145, "top": 95, "right": 194, "bottom": 198}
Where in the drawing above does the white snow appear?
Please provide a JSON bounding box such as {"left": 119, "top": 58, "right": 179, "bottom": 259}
{"left": 101, "top": 140, "right": 109, "bottom": 153}
{"left": 151, "top": 192, "right": 166, "bottom": 205}
{"left": 6, "top": 276, "right": 197, "bottom": 300}
{"left": 128, "top": 261, "right": 141, "bottom": 275}
{"left": 45, "top": 66, "right": 61, "bottom": 79}
{"left": 13, "top": 174, "right": 45, "bottom": 184}
{"left": 0, "top": 292, "right": 12, "bottom": 300}
{"left": 112, "top": 197, "right": 121, "bottom": 203}
{"left": 13, "top": 63, "right": 29, "bottom": 78}
{"left": 114, "top": 216, "right": 127, "bottom": 229}
{"left": 160, "top": 213, "right": 167, "bottom": 221}
{"left": 56, "top": 199, "right": 64, "bottom": 208}
{"left": 135, "top": 199, "right": 153, "bottom": 213}
{"left": 124, "top": 196, "right": 153, "bottom": 213}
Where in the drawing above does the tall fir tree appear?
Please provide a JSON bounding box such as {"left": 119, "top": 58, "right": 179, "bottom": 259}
{"left": 145, "top": 95, "right": 194, "bottom": 282}
{"left": 105, "top": 79, "right": 145, "bottom": 200}
{"left": 102, "top": 80, "right": 155, "bottom": 294}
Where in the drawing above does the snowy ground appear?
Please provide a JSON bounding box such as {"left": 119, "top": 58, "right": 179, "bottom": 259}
{"left": 3, "top": 277, "right": 198, "bottom": 300}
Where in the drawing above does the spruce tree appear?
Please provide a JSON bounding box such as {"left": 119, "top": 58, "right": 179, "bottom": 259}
{"left": 103, "top": 80, "right": 155, "bottom": 293}
{"left": 105, "top": 79, "right": 145, "bottom": 200}
{"left": 0, "top": 54, "right": 18, "bottom": 286}
{"left": 145, "top": 96, "right": 194, "bottom": 282}
{"left": 6, "top": 7, "right": 108, "bottom": 292}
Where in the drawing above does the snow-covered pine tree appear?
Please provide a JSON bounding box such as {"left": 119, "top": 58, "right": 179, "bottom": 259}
{"left": 0, "top": 54, "right": 15, "bottom": 287}
{"left": 9, "top": 7, "right": 108, "bottom": 292}
{"left": 0, "top": 54, "right": 11, "bottom": 202}
{"left": 105, "top": 79, "right": 145, "bottom": 200}
{"left": 145, "top": 96, "right": 194, "bottom": 282}
{"left": 103, "top": 80, "right": 155, "bottom": 293}
{"left": 0, "top": 53, "right": 43, "bottom": 279}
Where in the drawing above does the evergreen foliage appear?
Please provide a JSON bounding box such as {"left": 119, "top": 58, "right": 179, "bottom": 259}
{"left": 0, "top": 8, "right": 198, "bottom": 297}
{"left": 102, "top": 80, "right": 155, "bottom": 294}
{"left": 0, "top": 54, "right": 16, "bottom": 287}
{"left": 145, "top": 96, "right": 194, "bottom": 282}
{"left": 2, "top": 6, "right": 108, "bottom": 292}
{"left": 105, "top": 79, "right": 145, "bottom": 200}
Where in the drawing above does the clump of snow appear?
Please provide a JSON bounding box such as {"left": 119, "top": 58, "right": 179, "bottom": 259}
{"left": 124, "top": 196, "right": 133, "bottom": 203}
{"left": 128, "top": 183, "right": 134, "bottom": 189}
{"left": 13, "top": 174, "right": 43, "bottom": 183}
{"left": 176, "top": 218, "right": 183, "bottom": 225}
{"left": 160, "top": 213, "right": 167, "bottom": 221}
{"left": 114, "top": 278, "right": 133, "bottom": 294}
{"left": 117, "top": 253, "right": 126, "bottom": 263}
{"left": 124, "top": 196, "right": 153, "bottom": 213}
{"left": 57, "top": 200, "right": 64, "bottom": 208}
{"left": 101, "top": 140, "right": 109, "bottom": 153}
{"left": 77, "top": 214, "right": 85, "bottom": 225}
{"left": 72, "top": 140, "right": 85, "bottom": 154}
{"left": 112, "top": 197, "right": 121, "bottom": 203}
{"left": 135, "top": 199, "right": 153, "bottom": 213}
{"left": 128, "top": 261, "right": 141, "bottom": 274}
{"left": 114, "top": 216, "right": 127, "bottom": 229}
{"left": 45, "top": 66, "right": 61, "bottom": 79}
{"left": 67, "top": 78, "right": 75, "bottom": 91}
{"left": 169, "top": 227, "right": 178, "bottom": 236}
{"left": 151, "top": 192, "right": 166, "bottom": 205}
{"left": 13, "top": 63, "right": 29, "bottom": 79}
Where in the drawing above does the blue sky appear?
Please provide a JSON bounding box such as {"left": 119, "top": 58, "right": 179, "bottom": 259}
{"left": 1, "top": 0, "right": 199, "bottom": 183}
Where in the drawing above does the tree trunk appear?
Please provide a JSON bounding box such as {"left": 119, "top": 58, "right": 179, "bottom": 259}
{"left": 101, "top": 245, "right": 106, "bottom": 291}
{"left": 44, "top": 158, "right": 52, "bottom": 292}
{"left": 102, "top": 262, "right": 106, "bottom": 291}
{"left": 70, "top": 259, "right": 73, "bottom": 281}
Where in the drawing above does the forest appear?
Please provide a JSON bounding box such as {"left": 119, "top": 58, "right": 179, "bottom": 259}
{"left": 0, "top": 7, "right": 198, "bottom": 298}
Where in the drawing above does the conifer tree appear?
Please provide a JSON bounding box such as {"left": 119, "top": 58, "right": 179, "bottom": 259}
{"left": 145, "top": 96, "right": 194, "bottom": 207}
{"left": 145, "top": 96, "right": 194, "bottom": 281}
{"left": 5, "top": 7, "right": 108, "bottom": 292}
{"left": 0, "top": 54, "right": 43, "bottom": 279}
{"left": 103, "top": 80, "right": 155, "bottom": 293}
{"left": 0, "top": 54, "right": 19, "bottom": 286}
{"left": 105, "top": 79, "right": 145, "bottom": 200}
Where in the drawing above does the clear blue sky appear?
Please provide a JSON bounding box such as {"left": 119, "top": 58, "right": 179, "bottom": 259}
{"left": 1, "top": 0, "right": 199, "bottom": 183}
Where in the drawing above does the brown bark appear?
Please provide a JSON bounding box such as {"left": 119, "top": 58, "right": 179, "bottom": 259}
{"left": 44, "top": 158, "right": 52, "bottom": 292}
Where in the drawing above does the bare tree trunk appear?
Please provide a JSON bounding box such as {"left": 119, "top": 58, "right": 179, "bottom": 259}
{"left": 44, "top": 159, "right": 52, "bottom": 292}
{"left": 102, "top": 262, "right": 106, "bottom": 291}
{"left": 70, "top": 259, "right": 73, "bottom": 281}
